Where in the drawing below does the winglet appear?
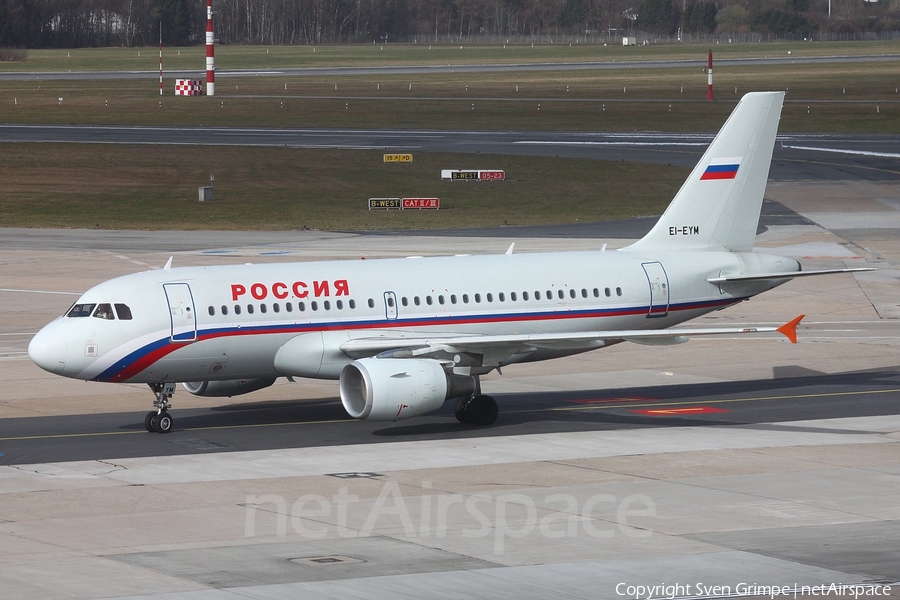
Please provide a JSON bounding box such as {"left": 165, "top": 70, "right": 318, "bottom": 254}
{"left": 506, "top": 243, "right": 515, "bottom": 255}
{"left": 163, "top": 256, "right": 173, "bottom": 271}
{"left": 777, "top": 314, "right": 804, "bottom": 344}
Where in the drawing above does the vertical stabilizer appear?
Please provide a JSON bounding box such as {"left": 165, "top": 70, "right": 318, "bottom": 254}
{"left": 624, "top": 91, "right": 784, "bottom": 253}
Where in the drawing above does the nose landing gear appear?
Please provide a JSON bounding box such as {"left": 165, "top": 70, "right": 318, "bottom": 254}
{"left": 144, "top": 382, "right": 176, "bottom": 433}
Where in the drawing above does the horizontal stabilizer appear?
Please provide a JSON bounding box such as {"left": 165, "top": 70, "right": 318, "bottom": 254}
{"left": 708, "top": 267, "right": 875, "bottom": 284}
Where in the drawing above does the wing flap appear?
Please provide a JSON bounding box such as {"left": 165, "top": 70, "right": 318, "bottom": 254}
{"left": 339, "top": 316, "right": 804, "bottom": 358}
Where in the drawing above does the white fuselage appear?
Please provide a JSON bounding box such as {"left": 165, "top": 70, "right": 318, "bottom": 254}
{"left": 28, "top": 248, "right": 799, "bottom": 385}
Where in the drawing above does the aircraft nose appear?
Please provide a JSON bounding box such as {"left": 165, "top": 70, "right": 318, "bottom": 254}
{"left": 28, "top": 325, "right": 68, "bottom": 375}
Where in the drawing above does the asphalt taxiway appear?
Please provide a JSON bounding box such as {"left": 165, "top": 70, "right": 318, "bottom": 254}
{"left": 2, "top": 124, "right": 899, "bottom": 180}
{"left": 1, "top": 181, "right": 900, "bottom": 599}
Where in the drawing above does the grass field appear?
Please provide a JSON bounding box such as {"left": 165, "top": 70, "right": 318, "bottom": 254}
{"left": 2, "top": 40, "right": 898, "bottom": 72}
{"left": 0, "top": 144, "right": 687, "bottom": 230}
{"left": 0, "top": 41, "right": 896, "bottom": 230}
{"left": 1, "top": 61, "right": 897, "bottom": 132}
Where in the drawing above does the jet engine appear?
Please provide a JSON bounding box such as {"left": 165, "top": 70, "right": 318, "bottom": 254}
{"left": 182, "top": 378, "right": 276, "bottom": 397}
{"left": 340, "top": 358, "right": 475, "bottom": 421}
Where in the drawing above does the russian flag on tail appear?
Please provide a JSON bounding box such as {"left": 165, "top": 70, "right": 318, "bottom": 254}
{"left": 700, "top": 157, "right": 742, "bottom": 180}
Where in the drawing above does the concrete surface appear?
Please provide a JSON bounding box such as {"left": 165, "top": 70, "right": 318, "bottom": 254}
{"left": 1, "top": 182, "right": 899, "bottom": 599}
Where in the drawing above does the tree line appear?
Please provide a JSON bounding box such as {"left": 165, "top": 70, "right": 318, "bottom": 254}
{"left": 1, "top": 0, "right": 897, "bottom": 48}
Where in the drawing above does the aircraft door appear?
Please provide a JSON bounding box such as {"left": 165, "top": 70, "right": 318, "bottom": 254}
{"left": 383, "top": 291, "right": 398, "bottom": 320}
{"left": 163, "top": 283, "right": 198, "bottom": 342}
{"left": 641, "top": 262, "right": 670, "bottom": 318}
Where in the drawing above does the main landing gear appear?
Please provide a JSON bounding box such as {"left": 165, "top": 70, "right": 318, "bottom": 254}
{"left": 454, "top": 377, "right": 499, "bottom": 426}
{"left": 144, "top": 382, "right": 175, "bottom": 434}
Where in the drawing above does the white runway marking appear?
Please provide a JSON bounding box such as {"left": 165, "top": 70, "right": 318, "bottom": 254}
{"left": 516, "top": 141, "right": 708, "bottom": 147}
{"left": 781, "top": 144, "right": 900, "bottom": 159}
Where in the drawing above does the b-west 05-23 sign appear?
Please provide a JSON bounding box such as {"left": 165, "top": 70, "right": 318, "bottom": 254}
{"left": 441, "top": 170, "right": 505, "bottom": 181}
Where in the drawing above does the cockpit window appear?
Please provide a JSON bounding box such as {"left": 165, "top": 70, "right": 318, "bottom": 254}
{"left": 67, "top": 303, "right": 96, "bottom": 318}
{"left": 93, "top": 303, "right": 115, "bottom": 320}
{"left": 114, "top": 304, "right": 133, "bottom": 320}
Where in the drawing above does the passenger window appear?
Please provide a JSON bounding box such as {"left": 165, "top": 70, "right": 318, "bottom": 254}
{"left": 438, "top": 295, "right": 445, "bottom": 305}
{"left": 114, "top": 303, "right": 133, "bottom": 320}
{"left": 522, "top": 292, "right": 528, "bottom": 301}
{"left": 605, "top": 288, "right": 611, "bottom": 297}
{"left": 247, "top": 304, "right": 254, "bottom": 314}
{"left": 426, "top": 296, "right": 433, "bottom": 305}
{"left": 93, "top": 303, "right": 114, "bottom": 320}
{"left": 474, "top": 293, "right": 481, "bottom": 303}
{"left": 511, "top": 292, "right": 517, "bottom": 301}
{"left": 401, "top": 297, "right": 408, "bottom": 306}
{"left": 535, "top": 291, "right": 541, "bottom": 300}
{"left": 311, "top": 301, "right": 318, "bottom": 311}
{"left": 273, "top": 303, "right": 280, "bottom": 313}
{"left": 616, "top": 287, "right": 623, "bottom": 296}
{"left": 414, "top": 296, "right": 421, "bottom": 306}
{"left": 234, "top": 305, "right": 241, "bottom": 315}
{"left": 486, "top": 293, "right": 493, "bottom": 302}
{"left": 463, "top": 294, "right": 469, "bottom": 303}
{"left": 299, "top": 302, "right": 305, "bottom": 311}
{"left": 208, "top": 306, "right": 215, "bottom": 316}
{"left": 581, "top": 289, "right": 587, "bottom": 298}
{"left": 349, "top": 299, "right": 356, "bottom": 309}
{"left": 570, "top": 290, "right": 576, "bottom": 299}
{"left": 498, "top": 293, "right": 505, "bottom": 302}
{"left": 336, "top": 300, "right": 343, "bottom": 310}
{"left": 286, "top": 302, "right": 293, "bottom": 312}
{"left": 221, "top": 305, "right": 228, "bottom": 316}
{"left": 547, "top": 290, "right": 552, "bottom": 299}
{"left": 368, "top": 299, "right": 375, "bottom": 308}
{"left": 260, "top": 304, "right": 267, "bottom": 313}
{"left": 450, "top": 295, "right": 457, "bottom": 304}
{"left": 324, "top": 300, "right": 331, "bottom": 310}
{"left": 67, "top": 303, "right": 96, "bottom": 318}
{"left": 558, "top": 290, "right": 564, "bottom": 299}
{"left": 593, "top": 288, "right": 599, "bottom": 298}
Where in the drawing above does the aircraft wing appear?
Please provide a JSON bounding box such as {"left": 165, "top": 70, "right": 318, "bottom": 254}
{"left": 340, "top": 315, "right": 804, "bottom": 363}
{"left": 708, "top": 268, "right": 874, "bottom": 284}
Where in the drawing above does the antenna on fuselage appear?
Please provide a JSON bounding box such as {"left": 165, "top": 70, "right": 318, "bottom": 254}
{"left": 163, "top": 257, "right": 173, "bottom": 271}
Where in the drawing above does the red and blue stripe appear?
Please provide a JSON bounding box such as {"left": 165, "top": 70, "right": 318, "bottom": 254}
{"left": 92, "top": 296, "right": 744, "bottom": 383}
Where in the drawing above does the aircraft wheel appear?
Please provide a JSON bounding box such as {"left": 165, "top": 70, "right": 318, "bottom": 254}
{"left": 144, "top": 411, "right": 158, "bottom": 433}
{"left": 454, "top": 396, "right": 472, "bottom": 424}
{"left": 154, "top": 411, "right": 174, "bottom": 434}
{"left": 465, "top": 394, "right": 498, "bottom": 426}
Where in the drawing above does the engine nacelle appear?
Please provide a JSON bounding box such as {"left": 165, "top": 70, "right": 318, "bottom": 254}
{"left": 340, "top": 358, "right": 475, "bottom": 421}
{"left": 182, "top": 378, "right": 276, "bottom": 397}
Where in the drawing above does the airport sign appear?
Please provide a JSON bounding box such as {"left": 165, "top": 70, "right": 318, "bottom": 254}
{"left": 441, "top": 169, "right": 505, "bottom": 181}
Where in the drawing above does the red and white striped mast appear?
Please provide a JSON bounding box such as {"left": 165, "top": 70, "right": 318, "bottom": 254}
{"left": 205, "top": 0, "right": 215, "bottom": 96}
{"left": 158, "top": 23, "right": 163, "bottom": 96}
{"left": 706, "top": 49, "right": 715, "bottom": 101}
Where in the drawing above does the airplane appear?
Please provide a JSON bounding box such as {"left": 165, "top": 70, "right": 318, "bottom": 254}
{"left": 28, "top": 91, "right": 871, "bottom": 433}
